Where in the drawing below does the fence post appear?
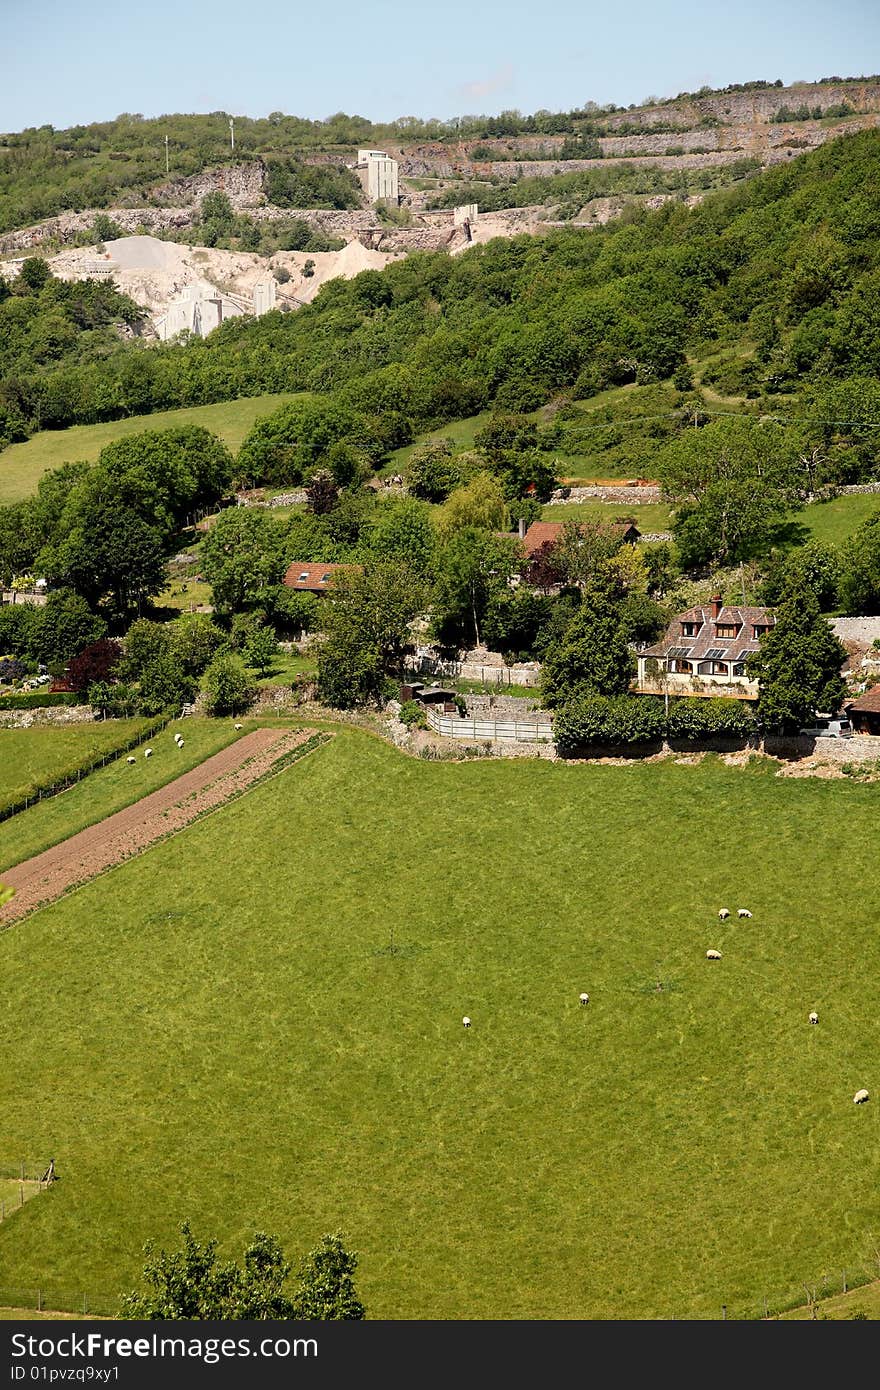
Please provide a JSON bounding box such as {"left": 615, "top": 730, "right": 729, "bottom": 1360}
{"left": 37, "top": 1288, "right": 42, "bottom": 1312}
{"left": 842, "top": 1269, "right": 847, "bottom": 1294}
{"left": 721, "top": 1304, "right": 727, "bottom": 1320}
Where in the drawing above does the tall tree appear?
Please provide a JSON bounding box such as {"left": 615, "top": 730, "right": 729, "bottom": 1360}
{"left": 317, "top": 562, "right": 427, "bottom": 708}
{"left": 748, "top": 573, "right": 847, "bottom": 732}
{"left": 540, "top": 570, "right": 635, "bottom": 707}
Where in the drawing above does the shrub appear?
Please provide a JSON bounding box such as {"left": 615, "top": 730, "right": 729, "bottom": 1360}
{"left": 398, "top": 699, "right": 427, "bottom": 729}
{"left": 554, "top": 694, "right": 666, "bottom": 753}
{"left": 0, "top": 690, "right": 78, "bottom": 710}
{"left": 666, "top": 697, "right": 756, "bottom": 740}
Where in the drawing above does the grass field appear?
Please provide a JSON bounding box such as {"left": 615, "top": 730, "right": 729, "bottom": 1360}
{"left": 0, "top": 719, "right": 247, "bottom": 873}
{"left": 0, "top": 394, "right": 302, "bottom": 504}
{"left": 0, "top": 733, "right": 878, "bottom": 1320}
{"left": 797, "top": 493, "right": 880, "bottom": 547}
{"left": 541, "top": 501, "right": 674, "bottom": 530}
{"left": 0, "top": 720, "right": 149, "bottom": 811}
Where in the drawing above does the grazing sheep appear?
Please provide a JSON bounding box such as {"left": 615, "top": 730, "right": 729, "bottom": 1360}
{"left": 809, "top": 1011, "right": 819, "bottom": 1025}
{"left": 738, "top": 909, "right": 752, "bottom": 919}
{"left": 854, "top": 1089, "right": 870, "bottom": 1104}
{"left": 462, "top": 1016, "right": 471, "bottom": 1028}
{"left": 177, "top": 739, "right": 184, "bottom": 748}
{"left": 706, "top": 949, "right": 723, "bottom": 960}
{"left": 718, "top": 909, "right": 730, "bottom": 920}
{"left": 579, "top": 993, "right": 590, "bottom": 1006}
{"left": 126, "top": 756, "right": 136, "bottom": 765}
{"left": 144, "top": 748, "right": 152, "bottom": 758}
{"left": 234, "top": 722, "right": 243, "bottom": 730}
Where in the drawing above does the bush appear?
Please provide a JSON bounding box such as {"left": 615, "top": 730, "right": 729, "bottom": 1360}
{"left": 398, "top": 699, "right": 427, "bottom": 729}
{"left": 554, "top": 693, "right": 756, "bottom": 754}
{"left": 665, "top": 697, "right": 756, "bottom": 740}
{"left": 554, "top": 694, "right": 666, "bottom": 753}
{"left": 0, "top": 690, "right": 78, "bottom": 710}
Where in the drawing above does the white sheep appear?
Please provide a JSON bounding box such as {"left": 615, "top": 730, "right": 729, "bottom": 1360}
{"left": 854, "top": 1089, "right": 870, "bottom": 1104}
{"left": 144, "top": 748, "right": 152, "bottom": 758}
{"left": 579, "top": 992, "right": 590, "bottom": 1006}
{"left": 809, "top": 1011, "right": 819, "bottom": 1025}
{"left": 718, "top": 909, "right": 730, "bottom": 920}
{"left": 706, "top": 949, "right": 723, "bottom": 960}
{"left": 126, "top": 756, "right": 136, "bottom": 765}
{"left": 174, "top": 733, "right": 183, "bottom": 744}
{"left": 234, "top": 722, "right": 243, "bottom": 730}
{"left": 738, "top": 908, "right": 752, "bottom": 918}
{"left": 177, "top": 739, "right": 184, "bottom": 748}
{"left": 462, "top": 1016, "right": 471, "bottom": 1028}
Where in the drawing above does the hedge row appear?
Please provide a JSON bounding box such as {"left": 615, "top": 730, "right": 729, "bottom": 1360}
{"left": 554, "top": 695, "right": 756, "bottom": 755}
{"left": 0, "top": 691, "right": 79, "bottom": 710}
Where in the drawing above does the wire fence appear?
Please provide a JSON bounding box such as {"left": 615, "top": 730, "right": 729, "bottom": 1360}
{"left": 0, "top": 715, "right": 171, "bottom": 824}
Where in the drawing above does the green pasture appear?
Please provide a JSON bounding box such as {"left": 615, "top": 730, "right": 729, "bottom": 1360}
{"left": 0, "top": 394, "right": 301, "bottom": 504}
{"left": 0, "top": 733, "right": 878, "bottom": 1319}
{"left": 796, "top": 493, "right": 880, "bottom": 548}
{"left": 0, "top": 719, "right": 247, "bottom": 873}
{"left": 0, "top": 720, "right": 149, "bottom": 812}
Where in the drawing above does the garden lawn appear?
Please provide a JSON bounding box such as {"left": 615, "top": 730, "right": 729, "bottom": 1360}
{"left": 0, "top": 734, "right": 878, "bottom": 1320}
{"left": 0, "top": 719, "right": 247, "bottom": 873}
{"left": 0, "top": 394, "right": 301, "bottom": 504}
{"left": 0, "top": 721, "right": 149, "bottom": 813}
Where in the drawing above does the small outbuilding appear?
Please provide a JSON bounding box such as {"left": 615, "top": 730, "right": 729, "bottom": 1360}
{"left": 845, "top": 687, "right": 880, "bottom": 736}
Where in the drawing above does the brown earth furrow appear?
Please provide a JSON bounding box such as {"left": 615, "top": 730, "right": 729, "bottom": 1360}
{"left": 0, "top": 727, "right": 318, "bottom": 925}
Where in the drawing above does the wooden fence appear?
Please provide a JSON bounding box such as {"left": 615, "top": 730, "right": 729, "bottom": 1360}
{"left": 426, "top": 708, "right": 553, "bottom": 744}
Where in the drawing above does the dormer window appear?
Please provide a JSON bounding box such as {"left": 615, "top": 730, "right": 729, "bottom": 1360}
{"left": 681, "top": 621, "right": 699, "bottom": 637}
{"left": 716, "top": 623, "right": 739, "bottom": 639}
{"left": 753, "top": 624, "right": 769, "bottom": 639}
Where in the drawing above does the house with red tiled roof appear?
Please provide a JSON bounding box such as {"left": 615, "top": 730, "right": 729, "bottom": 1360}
{"left": 634, "top": 595, "right": 775, "bottom": 702}
{"left": 519, "top": 518, "right": 641, "bottom": 558}
{"left": 282, "top": 562, "right": 358, "bottom": 594}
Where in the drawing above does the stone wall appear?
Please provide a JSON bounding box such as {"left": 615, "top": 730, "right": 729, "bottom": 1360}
{"left": 0, "top": 704, "right": 95, "bottom": 728}
{"left": 464, "top": 693, "right": 546, "bottom": 719}
{"left": 549, "top": 484, "right": 661, "bottom": 504}
{"left": 764, "top": 733, "right": 880, "bottom": 763}
{"left": 831, "top": 617, "right": 880, "bottom": 644}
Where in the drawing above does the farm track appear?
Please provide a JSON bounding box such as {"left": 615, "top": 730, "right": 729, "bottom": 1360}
{"left": 0, "top": 727, "right": 319, "bottom": 925}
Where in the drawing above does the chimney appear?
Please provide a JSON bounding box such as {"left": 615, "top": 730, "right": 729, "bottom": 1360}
{"left": 711, "top": 594, "right": 723, "bottom": 620}
{"left": 518, "top": 517, "right": 527, "bottom": 540}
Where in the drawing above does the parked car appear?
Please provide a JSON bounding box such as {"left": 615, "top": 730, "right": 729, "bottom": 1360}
{"left": 799, "top": 716, "right": 853, "bottom": 739}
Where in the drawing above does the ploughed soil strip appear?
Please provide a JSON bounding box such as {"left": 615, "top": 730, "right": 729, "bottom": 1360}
{"left": 0, "top": 727, "right": 317, "bottom": 925}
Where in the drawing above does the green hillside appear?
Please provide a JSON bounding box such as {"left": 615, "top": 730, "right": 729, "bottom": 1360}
{"left": 1, "top": 733, "right": 878, "bottom": 1320}
{"left": 0, "top": 394, "right": 301, "bottom": 503}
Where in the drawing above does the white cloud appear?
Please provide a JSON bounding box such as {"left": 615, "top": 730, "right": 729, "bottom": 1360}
{"left": 456, "top": 64, "right": 515, "bottom": 103}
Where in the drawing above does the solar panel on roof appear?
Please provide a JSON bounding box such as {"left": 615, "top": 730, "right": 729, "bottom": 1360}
{"left": 667, "top": 647, "right": 692, "bottom": 659}
{"left": 704, "top": 648, "right": 725, "bottom": 660}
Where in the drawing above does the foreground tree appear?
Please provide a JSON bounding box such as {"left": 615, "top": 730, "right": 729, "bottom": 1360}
{"left": 748, "top": 573, "right": 847, "bottom": 732}
{"left": 317, "top": 562, "right": 426, "bottom": 708}
{"left": 201, "top": 652, "right": 256, "bottom": 716}
{"left": 121, "top": 1224, "right": 364, "bottom": 1320}
{"left": 541, "top": 570, "right": 635, "bottom": 707}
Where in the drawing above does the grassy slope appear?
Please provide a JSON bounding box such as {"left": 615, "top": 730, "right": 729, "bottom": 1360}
{"left": 0, "top": 720, "right": 149, "bottom": 806}
{"left": 0, "top": 733, "right": 878, "bottom": 1319}
{"left": 0, "top": 719, "right": 247, "bottom": 873}
{"left": 0, "top": 395, "right": 301, "bottom": 504}
{"left": 797, "top": 493, "right": 880, "bottom": 548}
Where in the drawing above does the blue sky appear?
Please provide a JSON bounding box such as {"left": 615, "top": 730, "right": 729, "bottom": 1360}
{"left": 2, "top": 0, "right": 879, "bottom": 131}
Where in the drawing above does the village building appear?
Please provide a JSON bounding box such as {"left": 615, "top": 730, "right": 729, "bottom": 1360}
{"left": 282, "top": 561, "right": 357, "bottom": 594}
{"left": 845, "top": 686, "right": 880, "bottom": 736}
{"left": 634, "top": 596, "right": 775, "bottom": 701}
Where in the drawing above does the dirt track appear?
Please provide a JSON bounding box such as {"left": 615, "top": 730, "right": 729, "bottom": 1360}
{"left": 0, "top": 727, "right": 317, "bottom": 925}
